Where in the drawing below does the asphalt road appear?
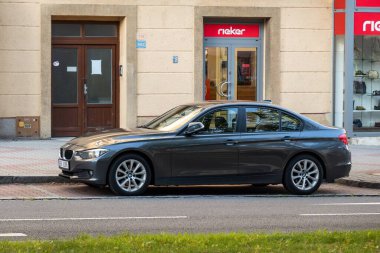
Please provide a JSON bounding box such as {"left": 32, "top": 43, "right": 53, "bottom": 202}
{"left": 0, "top": 195, "right": 379, "bottom": 240}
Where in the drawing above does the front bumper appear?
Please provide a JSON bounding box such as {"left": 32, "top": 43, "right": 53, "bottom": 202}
{"left": 58, "top": 153, "right": 111, "bottom": 185}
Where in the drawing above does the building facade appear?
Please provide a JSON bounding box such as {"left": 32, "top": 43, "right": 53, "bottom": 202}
{"left": 0, "top": 0, "right": 334, "bottom": 138}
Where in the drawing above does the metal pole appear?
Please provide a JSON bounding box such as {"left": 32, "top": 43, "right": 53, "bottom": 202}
{"left": 343, "top": 0, "right": 355, "bottom": 136}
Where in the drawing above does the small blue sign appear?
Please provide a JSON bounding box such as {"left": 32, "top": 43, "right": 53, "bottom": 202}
{"left": 172, "top": 56, "right": 179, "bottom": 64}
{"left": 136, "top": 40, "right": 146, "bottom": 49}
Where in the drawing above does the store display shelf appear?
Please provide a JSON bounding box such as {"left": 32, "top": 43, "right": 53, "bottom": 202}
{"left": 354, "top": 93, "right": 380, "bottom": 96}
{"left": 354, "top": 75, "right": 380, "bottom": 79}
{"left": 353, "top": 110, "right": 380, "bottom": 112}
{"left": 355, "top": 59, "right": 380, "bottom": 62}
{"left": 353, "top": 127, "right": 380, "bottom": 132}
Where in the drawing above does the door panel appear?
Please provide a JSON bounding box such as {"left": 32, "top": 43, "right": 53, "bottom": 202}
{"left": 52, "top": 48, "right": 79, "bottom": 104}
{"left": 86, "top": 106, "right": 114, "bottom": 128}
{"left": 238, "top": 107, "right": 301, "bottom": 177}
{"left": 235, "top": 48, "right": 257, "bottom": 100}
{"left": 204, "top": 47, "right": 229, "bottom": 100}
{"left": 239, "top": 132, "right": 300, "bottom": 176}
{"left": 84, "top": 46, "right": 116, "bottom": 132}
{"left": 51, "top": 45, "right": 116, "bottom": 136}
{"left": 171, "top": 134, "right": 239, "bottom": 179}
{"left": 204, "top": 45, "right": 259, "bottom": 101}
{"left": 171, "top": 107, "right": 240, "bottom": 181}
{"left": 85, "top": 48, "right": 113, "bottom": 104}
{"left": 52, "top": 46, "right": 82, "bottom": 137}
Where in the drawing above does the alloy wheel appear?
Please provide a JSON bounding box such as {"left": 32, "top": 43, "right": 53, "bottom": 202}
{"left": 115, "top": 159, "right": 147, "bottom": 193}
{"left": 290, "top": 159, "right": 320, "bottom": 191}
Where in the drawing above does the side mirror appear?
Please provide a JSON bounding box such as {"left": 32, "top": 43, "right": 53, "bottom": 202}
{"left": 184, "top": 122, "right": 204, "bottom": 136}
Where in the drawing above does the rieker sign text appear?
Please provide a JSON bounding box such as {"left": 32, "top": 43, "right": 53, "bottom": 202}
{"left": 204, "top": 24, "right": 259, "bottom": 38}
{"left": 355, "top": 13, "right": 380, "bottom": 35}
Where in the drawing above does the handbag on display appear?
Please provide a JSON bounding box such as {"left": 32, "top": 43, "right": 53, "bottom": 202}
{"left": 368, "top": 70, "right": 380, "bottom": 79}
{"left": 353, "top": 119, "right": 363, "bottom": 128}
{"left": 353, "top": 81, "right": 367, "bottom": 94}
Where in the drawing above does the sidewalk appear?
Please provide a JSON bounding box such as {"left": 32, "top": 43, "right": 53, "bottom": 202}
{"left": 0, "top": 138, "right": 379, "bottom": 189}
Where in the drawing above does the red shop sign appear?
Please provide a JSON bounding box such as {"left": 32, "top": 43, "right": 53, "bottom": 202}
{"left": 204, "top": 24, "right": 260, "bottom": 38}
{"left": 356, "top": 0, "right": 380, "bottom": 8}
{"left": 355, "top": 13, "right": 380, "bottom": 35}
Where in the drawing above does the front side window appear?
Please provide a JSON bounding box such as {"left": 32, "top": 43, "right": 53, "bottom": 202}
{"left": 197, "top": 108, "right": 238, "bottom": 134}
{"left": 246, "top": 107, "right": 280, "bottom": 132}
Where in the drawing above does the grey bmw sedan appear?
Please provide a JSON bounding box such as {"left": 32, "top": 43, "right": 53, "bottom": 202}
{"left": 58, "top": 102, "right": 351, "bottom": 196}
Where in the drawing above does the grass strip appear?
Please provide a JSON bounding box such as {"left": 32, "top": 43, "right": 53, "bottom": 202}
{"left": 0, "top": 230, "right": 379, "bottom": 253}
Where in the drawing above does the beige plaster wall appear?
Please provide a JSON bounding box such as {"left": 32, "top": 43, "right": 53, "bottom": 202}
{"left": 279, "top": 5, "right": 333, "bottom": 125}
{"left": 136, "top": 5, "right": 194, "bottom": 122}
{"left": 0, "top": 2, "right": 41, "bottom": 117}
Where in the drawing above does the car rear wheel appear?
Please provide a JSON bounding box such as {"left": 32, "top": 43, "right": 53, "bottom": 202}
{"left": 108, "top": 154, "right": 151, "bottom": 196}
{"left": 283, "top": 155, "right": 323, "bottom": 195}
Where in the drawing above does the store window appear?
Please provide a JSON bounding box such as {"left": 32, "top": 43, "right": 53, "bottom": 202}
{"left": 333, "top": 0, "right": 380, "bottom": 135}
{"left": 353, "top": 36, "right": 380, "bottom": 131}
{"left": 353, "top": 11, "right": 380, "bottom": 132}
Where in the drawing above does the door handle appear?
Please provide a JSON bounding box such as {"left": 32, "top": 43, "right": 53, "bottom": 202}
{"left": 217, "top": 81, "right": 229, "bottom": 97}
{"left": 84, "top": 82, "right": 88, "bottom": 96}
{"left": 225, "top": 140, "right": 238, "bottom": 146}
{"left": 282, "top": 136, "right": 292, "bottom": 142}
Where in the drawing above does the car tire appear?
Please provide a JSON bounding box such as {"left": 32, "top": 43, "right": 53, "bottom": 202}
{"left": 108, "top": 154, "right": 151, "bottom": 196}
{"left": 283, "top": 155, "right": 323, "bottom": 195}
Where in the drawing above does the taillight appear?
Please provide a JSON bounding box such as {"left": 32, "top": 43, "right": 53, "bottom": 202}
{"left": 339, "top": 133, "right": 348, "bottom": 145}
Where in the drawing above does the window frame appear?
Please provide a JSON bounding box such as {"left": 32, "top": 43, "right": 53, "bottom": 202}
{"left": 51, "top": 21, "right": 119, "bottom": 45}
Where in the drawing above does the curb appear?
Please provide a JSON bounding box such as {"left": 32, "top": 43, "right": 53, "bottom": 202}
{"left": 0, "top": 176, "right": 69, "bottom": 184}
{"left": 336, "top": 177, "right": 380, "bottom": 189}
{"left": 1, "top": 176, "right": 379, "bottom": 189}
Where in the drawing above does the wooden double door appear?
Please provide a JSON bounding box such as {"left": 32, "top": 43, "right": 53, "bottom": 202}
{"left": 52, "top": 45, "right": 117, "bottom": 137}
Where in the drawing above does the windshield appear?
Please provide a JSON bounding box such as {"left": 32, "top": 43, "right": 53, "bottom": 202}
{"left": 143, "top": 105, "right": 204, "bottom": 131}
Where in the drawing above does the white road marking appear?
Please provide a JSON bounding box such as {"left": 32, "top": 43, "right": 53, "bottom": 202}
{"left": 0, "top": 233, "right": 27, "bottom": 237}
{"left": 300, "top": 213, "right": 380, "bottom": 216}
{"left": 0, "top": 216, "right": 188, "bottom": 222}
{"left": 314, "top": 202, "right": 380, "bottom": 206}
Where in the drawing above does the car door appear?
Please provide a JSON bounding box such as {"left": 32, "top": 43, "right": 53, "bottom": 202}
{"left": 238, "top": 106, "right": 302, "bottom": 180}
{"left": 170, "top": 107, "right": 241, "bottom": 183}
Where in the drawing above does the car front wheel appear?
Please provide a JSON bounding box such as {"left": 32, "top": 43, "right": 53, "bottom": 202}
{"left": 108, "top": 154, "right": 151, "bottom": 196}
{"left": 283, "top": 155, "right": 323, "bottom": 195}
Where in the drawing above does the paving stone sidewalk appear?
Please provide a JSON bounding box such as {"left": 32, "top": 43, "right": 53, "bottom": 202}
{"left": 0, "top": 138, "right": 379, "bottom": 189}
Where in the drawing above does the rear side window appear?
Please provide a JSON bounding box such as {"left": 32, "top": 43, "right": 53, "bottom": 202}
{"left": 281, "top": 113, "right": 302, "bottom": 131}
{"left": 246, "top": 107, "right": 280, "bottom": 132}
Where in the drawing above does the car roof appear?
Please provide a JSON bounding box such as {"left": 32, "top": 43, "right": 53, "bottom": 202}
{"left": 184, "top": 101, "right": 289, "bottom": 111}
{"left": 182, "top": 101, "right": 327, "bottom": 129}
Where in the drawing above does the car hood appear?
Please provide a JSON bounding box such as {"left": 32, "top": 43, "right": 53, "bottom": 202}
{"left": 62, "top": 128, "right": 174, "bottom": 150}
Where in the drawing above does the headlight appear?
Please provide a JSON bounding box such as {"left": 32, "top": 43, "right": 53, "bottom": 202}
{"left": 75, "top": 149, "right": 108, "bottom": 160}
